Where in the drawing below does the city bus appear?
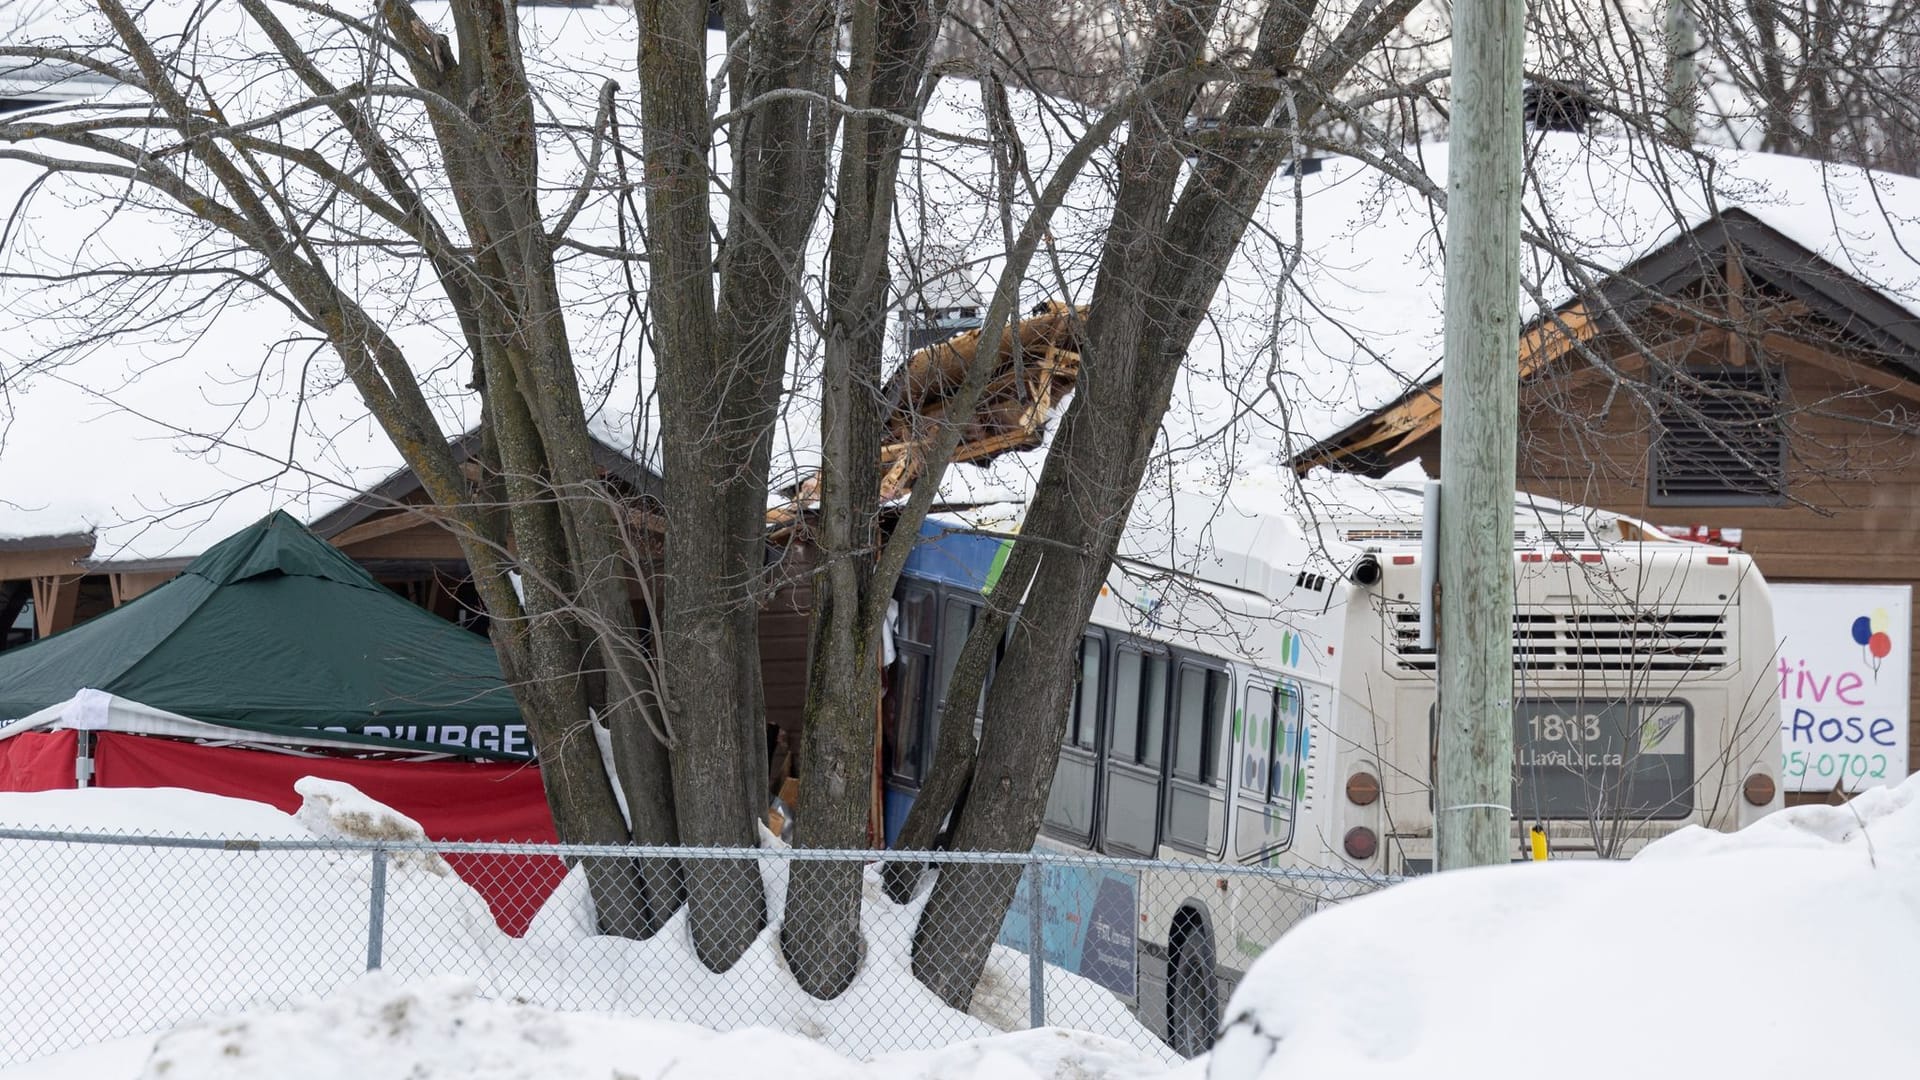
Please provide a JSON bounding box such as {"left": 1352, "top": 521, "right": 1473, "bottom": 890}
{"left": 880, "top": 472, "right": 1783, "bottom": 1055}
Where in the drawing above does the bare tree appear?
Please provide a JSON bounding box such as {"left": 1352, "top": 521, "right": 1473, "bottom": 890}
{"left": 2, "top": 0, "right": 692, "bottom": 936}
{"left": 2, "top": 0, "right": 1382, "bottom": 1000}
{"left": 890, "top": 0, "right": 1432, "bottom": 1008}
{"left": 1694, "top": 0, "right": 1920, "bottom": 172}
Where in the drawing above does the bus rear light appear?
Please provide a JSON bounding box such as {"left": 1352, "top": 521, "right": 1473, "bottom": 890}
{"left": 1579, "top": 553, "right": 1603, "bottom": 563}
{"left": 1708, "top": 555, "right": 1730, "bottom": 566}
{"left": 1392, "top": 555, "right": 1415, "bottom": 565}
{"left": 1343, "top": 827, "right": 1378, "bottom": 861}
{"left": 1520, "top": 553, "right": 1543, "bottom": 563}
{"left": 1550, "top": 552, "right": 1571, "bottom": 562}
{"left": 1345, "top": 771, "right": 1381, "bottom": 806}
{"left": 1743, "top": 772, "right": 1776, "bottom": 807}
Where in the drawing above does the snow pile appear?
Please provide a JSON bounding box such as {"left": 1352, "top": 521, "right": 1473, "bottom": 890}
{"left": 1207, "top": 773, "right": 1920, "bottom": 1080}
{"left": 0, "top": 788, "right": 508, "bottom": 1066}
{"left": 501, "top": 831, "right": 1171, "bottom": 1059}
{"left": 293, "top": 777, "right": 452, "bottom": 876}
{"left": 100, "top": 974, "right": 1169, "bottom": 1080}
{"left": 0, "top": 784, "right": 1169, "bottom": 1070}
{"left": 136, "top": 975, "right": 858, "bottom": 1080}
{"left": 0, "top": 786, "right": 308, "bottom": 837}
{"left": 1635, "top": 774, "right": 1920, "bottom": 862}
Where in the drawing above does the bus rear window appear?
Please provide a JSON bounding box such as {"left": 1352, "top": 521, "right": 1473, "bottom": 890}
{"left": 1510, "top": 699, "right": 1694, "bottom": 819}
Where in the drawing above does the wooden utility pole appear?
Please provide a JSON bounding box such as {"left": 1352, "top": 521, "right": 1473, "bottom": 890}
{"left": 1436, "top": 0, "right": 1524, "bottom": 870}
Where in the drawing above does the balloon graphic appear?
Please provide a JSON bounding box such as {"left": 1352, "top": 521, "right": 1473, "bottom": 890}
{"left": 1871, "top": 632, "right": 1893, "bottom": 660}
{"left": 1873, "top": 608, "right": 1890, "bottom": 632}
{"left": 1852, "top": 616, "right": 1873, "bottom": 646}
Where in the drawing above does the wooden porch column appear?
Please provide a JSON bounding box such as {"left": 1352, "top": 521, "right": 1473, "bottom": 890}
{"left": 110, "top": 572, "right": 174, "bottom": 606}
{"left": 30, "top": 575, "right": 81, "bottom": 638}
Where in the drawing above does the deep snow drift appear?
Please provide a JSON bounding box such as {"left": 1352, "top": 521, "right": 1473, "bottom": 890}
{"left": 1207, "top": 775, "right": 1920, "bottom": 1080}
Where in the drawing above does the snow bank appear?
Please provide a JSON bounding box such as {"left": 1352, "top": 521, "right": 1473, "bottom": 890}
{"left": 87, "top": 974, "right": 1165, "bottom": 1080}
{"left": 30, "top": 774, "right": 1919, "bottom": 1080}
{"left": 1635, "top": 774, "right": 1920, "bottom": 862}
{"left": 0, "top": 783, "right": 1170, "bottom": 1070}
{"left": 0, "top": 787, "right": 507, "bottom": 1066}
{"left": 1207, "top": 773, "right": 1920, "bottom": 1080}
{"left": 0, "top": 787, "right": 310, "bottom": 837}
{"left": 510, "top": 831, "right": 1173, "bottom": 1060}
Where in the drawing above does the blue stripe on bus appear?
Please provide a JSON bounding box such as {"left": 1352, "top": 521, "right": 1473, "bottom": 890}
{"left": 902, "top": 520, "right": 1007, "bottom": 592}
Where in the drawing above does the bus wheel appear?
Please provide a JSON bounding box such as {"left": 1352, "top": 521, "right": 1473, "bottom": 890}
{"left": 1167, "top": 917, "right": 1219, "bottom": 1057}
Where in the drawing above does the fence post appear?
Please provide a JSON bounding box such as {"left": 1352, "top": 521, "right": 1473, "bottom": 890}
{"left": 366, "top": 847, "right": 388, "bottom": 972}
{"left": 1026, "top": 856, "right": 1045, "bottom": 1029}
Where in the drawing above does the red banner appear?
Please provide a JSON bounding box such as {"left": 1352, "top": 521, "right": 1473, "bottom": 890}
{"left": 0, "top": 730, "right": 80, "bottom": 792}
{"left": 92, "top": 734, "right": 566, "bottom": 936}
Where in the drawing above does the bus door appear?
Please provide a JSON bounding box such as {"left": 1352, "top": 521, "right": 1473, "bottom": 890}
{"left": 1232, "top": 679, "right": 1306, "bottom": 864}
{"left": 881, "top": 585, "right": 939, "bottom": 844}
{"left": 1101, "top": 645, "right": 1170, "bottom": 856}
{"left": 1163, "top": 661, "right": 1231, "bottom": 857}
{"left": 1043, "top": 631, "right": 1106, "bottom": 845}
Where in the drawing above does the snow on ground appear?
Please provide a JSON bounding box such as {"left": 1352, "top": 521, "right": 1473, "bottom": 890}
{"left": 7, "top": 975, "right": 1177, "bottom": 1080}
{"left": 1207, "top": 773, "right": 1920, "bottom": 1080}
{"left": 0, "top": 783, "right": 1172, "bottom": 1075}
{"left": 0, "top": 788, "right": 508, "bottom": 1065}
{"left": 9, "top": 776, "right": 1920, "bottom": 1079}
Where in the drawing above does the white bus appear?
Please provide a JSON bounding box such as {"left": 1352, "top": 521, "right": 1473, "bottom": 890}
{"left": 882, "top": 474, "right": 1782, "bottom": 1056}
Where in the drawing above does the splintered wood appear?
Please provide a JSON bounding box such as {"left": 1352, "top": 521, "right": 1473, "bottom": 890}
{"left": 771, "top": 303, "right": 1084, "bottom": 530}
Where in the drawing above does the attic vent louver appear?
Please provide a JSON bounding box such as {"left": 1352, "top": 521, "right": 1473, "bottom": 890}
{"left": 1651, "top": 366, "right": 1787, "bottom": 505}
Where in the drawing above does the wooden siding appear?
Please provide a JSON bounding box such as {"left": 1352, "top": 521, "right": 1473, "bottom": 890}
{"left": 757, "top": 548, "right": 817, "bottom": 744}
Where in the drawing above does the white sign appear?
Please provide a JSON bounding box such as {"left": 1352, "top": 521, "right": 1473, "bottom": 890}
{"left": 1774, "top": 584, "right": 1911, "bottom": 793}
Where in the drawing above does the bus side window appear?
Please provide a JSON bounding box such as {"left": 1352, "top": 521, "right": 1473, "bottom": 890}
{"left": 1172, "top": 664, "right": 1214, "bottom": 781}
{"left": 885, "top": 587, "right": 937, "bottom": 785}
{"left": 1070, "top": 635, "right": 1102, "bottom": 749}
{"left": 1110, "top": 650, "right": 1142, "bottom": 759}
{"left": 1140, "top": 654, "right": 1168, "bottom": 767}
{"left": 886, "top": 652, "right": 931, "bottom": 783}
{"left": 1271, "top": 682, "right": 1307, "bottom": 808}
{"left": 899, "top": 589, "right": 937, "bottom": 648}
{"left": 935, "top": 598, "right": 973, "bottom": 706}
{"left": 1241, "top": 685, "right": 1274, "bottom": 792}
{"left": 1208, "top": 669, "right": 1232, "bottom": 787}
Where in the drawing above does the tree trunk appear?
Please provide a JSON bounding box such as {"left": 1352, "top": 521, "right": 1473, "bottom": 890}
{"left": 784, "top": 0, "right": 944, "bottom": 998}
{"left": 401, "top": 0, "right": 683, "bottom": 934}
{"left": 636, "top": 0, "right": 767, "bottom": 965}
{"left": 712, "top": 0, "right": 836, "bottom": 833}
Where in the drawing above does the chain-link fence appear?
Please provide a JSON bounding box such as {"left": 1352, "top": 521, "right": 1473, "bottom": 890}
{"left": 0, "top": 828, "right": 1396, "bottom": 1066}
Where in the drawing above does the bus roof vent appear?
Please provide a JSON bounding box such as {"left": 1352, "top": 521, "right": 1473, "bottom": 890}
{"left": 1387, "top": 606, "right": 1731, "bottom": 673}
{"left": 1534, "top": 528, "right": 1591, "bottom": 547}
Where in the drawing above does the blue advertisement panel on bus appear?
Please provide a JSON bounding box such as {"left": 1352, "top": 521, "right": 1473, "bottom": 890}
{"left": 996, "top": 862, "right": 1139, "bottom": 998}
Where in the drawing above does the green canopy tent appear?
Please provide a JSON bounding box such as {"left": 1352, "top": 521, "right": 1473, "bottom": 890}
{"left": 0, "top": 511, "right": 527, "bottom": 760}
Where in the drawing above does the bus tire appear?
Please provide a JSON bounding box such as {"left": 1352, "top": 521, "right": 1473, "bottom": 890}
{"left": 1167, "top": 914, "right": 1219, "bottom": 1057}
